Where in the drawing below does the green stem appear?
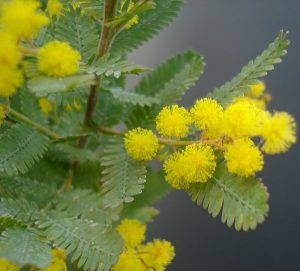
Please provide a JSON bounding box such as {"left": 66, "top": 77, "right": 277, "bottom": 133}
{"left": 6, "top": 107, "right": 60, "bottom": 140}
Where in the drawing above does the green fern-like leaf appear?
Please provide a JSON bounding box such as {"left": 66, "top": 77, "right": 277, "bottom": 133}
{"left": 37, "top": 211, "right": 123, "bottom": 271}
{"left": 28, "top": 74, "right": 94, "bottom": 96}
{"left": 0, "top": 176, "right": 57, "bottom": 207}
{"left": 0, "top": 228, "right": 52, "bottom": 268}
{"left": 100, "top": 137, "right": 147, "bottom": 208}
{"left": 126, "top": 50, "right": 205, "bottom": 128}
{"left": 0, "top": 229, "right": 51, "bottom": 268}
{"left": 121, "top": 169, "right": 171, "bottom": 222}
{"left": 55, "top": 188, "right": 120, "bottom": 227}
{"left": 187, "top": 163, "right": 269, "bottom": 231}
{"left": 107, "top": 87, "right": 159, "bottom": 106}
{"left": 94, "top": 91, "right": 123, "bottom": 127}
{"left": 112, "top": 0, "right": 184, "bottom": 54}
{"left": 88, "top": 55, "right": 150, "bottom": 77}
{"left": 19, "top": 88, "right": 49, "bottom": 125}
{"left": 208, "top": 31, "right": 290, "bottom": 106}
{"left": 0, "top": 124, "right": 48, "bottom": 174}
{"left": 51, "top": 7, "right": 100, "bottom": 61}
{"left": 0, "top": 197, "right": 39, "bottom": 227}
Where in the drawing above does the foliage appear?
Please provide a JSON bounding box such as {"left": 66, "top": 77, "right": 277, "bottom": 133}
{"left": 208, "top": 30, "right": 289, "bottom": 106}
{"left": 0, "top": 124, "right": 48, "bottom": 175}
{"left": 126, "top": 50, "right": 205, "bottom": 128}
{"left": 188, "top": 163, "right": 269, "bottom": 231}
{"left": 100, "top": 137, "right": 147, "bottom": 208}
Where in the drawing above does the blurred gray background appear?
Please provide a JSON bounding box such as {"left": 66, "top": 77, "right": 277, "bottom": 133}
{"left": 129, "top": 1, "right": 300, "bottom": 270}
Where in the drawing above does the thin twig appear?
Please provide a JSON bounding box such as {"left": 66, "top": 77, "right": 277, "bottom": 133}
{"left": 99, "top": 126, "right": 226, "bottom": 149}
{"left": 2, "top": 105, "right": 60, "bottom": 140}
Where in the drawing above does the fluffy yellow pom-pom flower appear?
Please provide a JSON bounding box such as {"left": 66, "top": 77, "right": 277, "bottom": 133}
{"left": 116, "top": 219, "right": 146, "bottom": 248}
{"left": 0, "top": 68, "right": 23, "bottom": 97}
{"left": 39, "top": 98, "right": 53, "bottom": 114}
{"left": 140, "top": 239, "right": 175, "bottom": 270}
{"left": 260, "top": 112, "right": 297, "bottom": 154}
{"left": 47, "top": 0, "right": 63, "bottom": 19}
{"left": 0, "top": 105, "right": 6, "bottom": 125}
{"left": 248, "top": 81, "right": 265, "bottom": 97}
{"left": 37, "top": 41, "right": 81, "bottom": 77}
{"left": 124, "top": 128, "right": 159, "bottom": 160}
{"left": 156, "top": 105, "right": 192, "bottom": 138}
{"left": 223, "top": 100, "right": 262, "bottom": 138}
{"left": 112, "top": 249, "right": 146, "bottom": 271}
{"left": 0, "top": 258, "right": 19, "bottom": 271}
{"left": 164, "top": 144, "right": 216, "bottom": 189}
{"left": 0, "top": 32, "right": 21, "bottom": 68}
{"left": 224, "top": 138, "right": 264, "bottom": 177}
{"left": 41, "top": 248, "right": 67, "bottom": 271}
{"left": 0, "top": 0, "right": 49, "bottom": 40}
{"left": 190, "top": 98, "right": 223, "bottom": 138}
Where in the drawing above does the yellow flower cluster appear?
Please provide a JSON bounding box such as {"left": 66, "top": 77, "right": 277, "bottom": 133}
{"left": 41, "top": 248, "right": 67, "bottom": 271}
{"left": 0, "top": 258, "right": 19, "bottom": 271}
{"left": 190, "top": 97, "right": 223, "bottom": 138}
{"left": 248, "top": 81, "right": 266, "bottom": 97}
{"left": 260, "top": 112, "right": 297, "bottom": 154}
{"left": 114, "top": 219, "right": 175, "bottom": 271}
{"left": 0, "top": 0, "right": 49, "bottom": 40}
{"left": 39, "top": 98, "right": 53, "bottom": 114}
{"left": 164, "top": 144, "right": 216, "bottom": 189}
{"left": 116, "top": 219, "right": 146, "bottom": 248}
{"left": 0, "top": 0, "right": 49, "bottom": 97}
{"left": 37, "top": 41, "right": 81, "bottom": 77}
{"left": 124, "top": 128, "right": 159, "bottom": 160}
{"left": 125, "top": 81, "right": 296, "bottom": 183}
{"left": 47, "top": 0, "right": 63, "bottom": 20}
{"left": 156, "top": 105, "right": 192, "bottom": 138}
{"left": 224, "top": 138, "right": 264, "bottom": 177}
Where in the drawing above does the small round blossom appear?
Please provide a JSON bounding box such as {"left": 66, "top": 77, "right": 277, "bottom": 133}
{"left": 112, "top": 249, "right": 146, "bottom": 271}
{"left": 0, "top": 68, "right": 23, "bottom": 97}
{"left": 124, "top": 128, "right": 159, "bottom": 160}
{"left": 41, "top": 249, "right": 66, "bottom": 271}
{"left": 164, "top": 144, "right": 216, "bottom": 189}
{"left": 156, "top": 105, "right": 192, "bottom": 138}
{"left": 190, "top": 98, "right": 223, "bottom": 138}
{"left": 224, "top": 138, "right": 264, "bottom": 177}
{"left": 39, "top": 98, "right": 53, "bottom": 114}
{"left": 248, "top": 81, "right": 265, "bottom": 97}
{"left": 223, "top": 100, "right": 261, "bottom": 138}
{"left": 0, "top": 0, "right": 49, "bottom": 40}
{"left": 140, "top": 239, "right": 175, "bottom": 270}
{"left": 116, "top": 219, "right": 146, "bottom": 248}
{"left": 0, "top": 105, "right": 6, "bottom": 125}
{"left": 0, "top": 258, "right": 19, "bottom": 271}
{"left": 260, "top": 112, "right": 297, "bottom": 154}
{"left": 0, "top": 31, "right": 21, "bottom": 68}
{"left": 37, "top": 41, "right": 81, "bottom": 77}
{"left": 47, "top": 0, "right": 63, "bottom": 19}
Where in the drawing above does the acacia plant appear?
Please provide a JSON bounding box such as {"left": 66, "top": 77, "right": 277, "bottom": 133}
{"left": 0, "top": 0, "right": 297, "bottom": 270}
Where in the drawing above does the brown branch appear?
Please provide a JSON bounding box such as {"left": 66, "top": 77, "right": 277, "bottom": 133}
{"left": 79, "top": 0, "right": 119, "bottom": 148}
